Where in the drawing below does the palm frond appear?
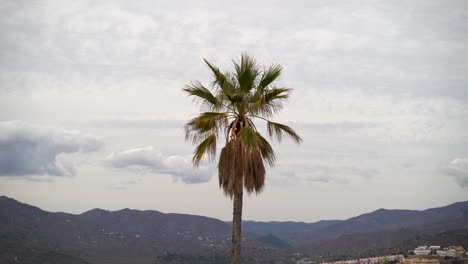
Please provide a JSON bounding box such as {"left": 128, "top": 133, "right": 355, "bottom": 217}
{"left": 255, "top": 132, "right": 276, "bottom": 166}
{"left": 249, "top": 88, "right": 291, "bottom": 118}
{"left": 233, "top": 54, "right": 260, "bottom": 93}
{"left": 185, "top": 112, "right": 227, "bottom": 144}
{"left": 183, "top": 82, "right": 218, "bottom": 109}
{"left": 193, "top": 133, "right": 217, "bottom": 166}
{"left": 239, "top": 126, "right": 257, "bottom": 150}
{"left": 218, "top": 139, "right": 242, "bottom": 197}
{"left": 226, "top": 93, "right": 244, "bottom": 104}
{"left": 244, "top": 149, "right": 265, "bottom": 194}
{"left": 218, "top": 145, "right": 230, "bottom": 193}
{"left": 264, "top": 88, "right": 290, "bottom": 102}
{"left": 204, "top": 59, "right": 235, "bottom": 95}
{"left": 267, "top": 121, "right": 302, "bottom": 144}
{"left": 258, "top": 64, "right": 282, "bottom": 90}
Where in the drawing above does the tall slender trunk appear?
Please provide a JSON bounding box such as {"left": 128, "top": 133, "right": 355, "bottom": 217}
{"left": 231, "top": 190, "right": 243, "bottom": 264}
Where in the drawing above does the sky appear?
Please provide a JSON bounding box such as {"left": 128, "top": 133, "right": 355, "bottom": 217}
{"left": 0, "top": 0, "right": 467, "bottom": 222}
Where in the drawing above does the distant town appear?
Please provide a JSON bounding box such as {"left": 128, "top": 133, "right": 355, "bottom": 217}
{"left": 294, "top": 245, "right": 467, "bottom": 264}
{"left": 412, "top": 245, "right": 465, "bottom": 258}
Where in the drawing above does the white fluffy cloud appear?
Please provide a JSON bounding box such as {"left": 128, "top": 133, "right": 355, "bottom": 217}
{"left": 0, "top": 121, "right": 102, "bottom": 177}
{"left": 104, "top": 146, "right": 212, "bottom": 184}
{"left": 443, "top": 158, "right": 468, "bottom": 188}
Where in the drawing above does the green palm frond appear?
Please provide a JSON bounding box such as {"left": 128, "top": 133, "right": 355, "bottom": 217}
{"left": 254, "top": 132, "right": 276, "bottom": 166}
{"left": 183, "top": 82, "right": 218, "bottom": 109}
{"left": 248, "top": 88, "right": 291, "bottom": 118}
{"left": 239, "top": 126, "right": 257, "bottom": 150}
{"left": 258, "top": 64, "right": 282, "bottom": 90}
{"left": 204, "top": 59, "right": 235, "bottom": 95}
{"left": 184, "top": 113, "right": 224, "bottom": 133}
{"left": 193, "top": 133, "right": 217, "bottom": 166}
{"left": 267, "top": 121, "right": 302, "bottom": 144}
{"left": 233, "top": 54, "right": 260, "bottom": 93}
{"left": 185, "top": 112, "right": 227, "bottom": 143}
{"left": 226, "top": 93, "right": 244, "bottom": 104}
{"left": 264, "top": 88, "right": 290, "bottom": 102}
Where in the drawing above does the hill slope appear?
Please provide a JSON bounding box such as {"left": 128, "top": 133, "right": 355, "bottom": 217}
{"left": 241, "top": 201, "right": 468, "bottom": 244}
{"left": 313, "top": 201, "right": 468, "bottom": 240}
{"left": 0, "top": 196, "right": 279, "bottom": 264}
{"left": 1, "top": 196, "right": 467, "bottom": 263}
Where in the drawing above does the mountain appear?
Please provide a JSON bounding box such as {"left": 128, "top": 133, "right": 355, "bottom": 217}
{"left": 296, "top": 216, "right": 468, "bottom": 260}
{"left": 242, "top": 220, "right": 342, "bottom": 242}
{"left": 311, "top": 201, "right": 468, "bottom": 240}
{"left": 1, "top": 195, "right": 467, "bottom": 263}
{"left": 240, "top": 201, "right": 468, "bottom": 260}
{"left": 242, "top": 201, "right": 468, "bottom": 244}
{"left": 0, "top": 196, "right": 287, "bottom": 264}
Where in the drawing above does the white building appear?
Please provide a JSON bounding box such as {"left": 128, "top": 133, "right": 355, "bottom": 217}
{"left": 436, "top": 246, "right": 463, "bottom": 257}
{"left": 414, "top": 246, "right": 431, "bottom": 256}
{"left": 447, "top": 249, "right": 457, "bottom": 257}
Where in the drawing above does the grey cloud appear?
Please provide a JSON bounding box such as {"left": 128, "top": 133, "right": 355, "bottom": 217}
{"left": 89, "top": 117, "right": 182, "bottom": 130}
{"left": 304, "top": 165, "right": 378, "bottom": 182}
{"left": 275, "top": 165, "right": 378, "bottom": 185}
{"left": 402, "top": 163, "right": 415, "bottom": 168}
{"left": 442, "top": 158, "right": 468, "bottom": 188}
{"left": 104, "top": 147, "right": 212, "bottom": 184}
{"left": 109, "top": 180, "right": 137, "bottom": 191}
{"left": 0, "top": 121, "right": 102, "bottom": 177}
{"left": 2, "top": 0, "right": 467, "bottom": 100}
{"left": 294, "top": 122, "right": 381, "bottom": 133}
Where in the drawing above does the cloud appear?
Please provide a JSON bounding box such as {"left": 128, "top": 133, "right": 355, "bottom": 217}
{"left": 109, "top": 180, "right": 137, "bottom": 191}
{"left": 3, "top": 0, "right": 467, "bottom": 100}
{"left": 295, "top": 122, "right": 381, "bottom": 133}
{"left": 274, "top": 165, "right": 378, "bottom": 186}
{"left": 304, "top": 165, "right": 378, "bottom": 183}
{"left": 0, "top": 121, "right": 102, "bottom": 177}
{"left": 104, "top": 146, "right": 212, "bottom": 184}
{"left": 89, "top": 117, "right": 182, "bottom": 130}
{"left": 442, "top": 158, "right": 468, "bottom": 188}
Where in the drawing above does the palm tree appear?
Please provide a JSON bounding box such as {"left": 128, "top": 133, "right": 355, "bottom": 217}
{"left": 183, "top": 54, "right": 301, "bottom": 264}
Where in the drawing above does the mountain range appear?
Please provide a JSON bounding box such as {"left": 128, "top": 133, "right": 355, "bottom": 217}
{"left": 1, "top": 195, "right": 467, "bottom": 264}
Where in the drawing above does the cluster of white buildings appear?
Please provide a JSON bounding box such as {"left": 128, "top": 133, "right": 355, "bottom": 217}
{"left": 412, "top": 245, "right": 466, "bottom": 258}
{"left": 318, "top": 254, "right": 405, "bottom": 264}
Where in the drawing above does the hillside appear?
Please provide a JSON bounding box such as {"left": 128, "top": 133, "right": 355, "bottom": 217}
{"left": 242, "top": 220, "right": 342, "bottom": 242}
{"left": 312, "top": 201, "right": 468, "bottom": 240}
{"left": 242, "top": 201, "right": 468, "bottom": 244}
{"left": 0, "top": 196, "right": 287, "bottom": 264}
{"left": 296, "top": 216, "right": 468, "bottom": 260}
{"left": 1, "top": 196, "right": 467, "bottom": 263}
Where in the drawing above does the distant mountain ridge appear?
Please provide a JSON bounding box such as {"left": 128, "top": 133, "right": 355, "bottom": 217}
{"left": 1, "top": 195, "right": 467, "bottom": 263}
{"left": 310, "top": 201, "right": 468, "bottom": 240}
{"left": 0, "top": 196, "right": 287, "bottom": 264}
{"left": 242, "top": 201, "right": 468, "bottom": 243}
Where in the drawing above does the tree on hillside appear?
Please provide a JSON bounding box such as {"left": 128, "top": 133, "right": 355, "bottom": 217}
{"left": 184, "top": 54, "right": 302, "bottom": 264}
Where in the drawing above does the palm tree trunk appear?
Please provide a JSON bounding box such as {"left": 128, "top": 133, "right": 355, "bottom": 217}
{"left": 231, "top": 190, "right": 243, "bottom": 264}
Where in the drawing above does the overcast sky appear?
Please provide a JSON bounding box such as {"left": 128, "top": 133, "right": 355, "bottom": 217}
{"left": 1, "top": 0, "right": 467, "bottom": 222}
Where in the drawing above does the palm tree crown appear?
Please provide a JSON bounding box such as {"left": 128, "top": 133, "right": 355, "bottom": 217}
{"left": 184, "top": 54, "right": 302, "bottom": 197}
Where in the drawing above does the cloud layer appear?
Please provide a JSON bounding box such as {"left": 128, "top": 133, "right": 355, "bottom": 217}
{"left": 443, "top": 158, "right": 468, "bottom": 188}
{"left": 0, "top": 0, "right": 467, "bottom": 220}
{"left": 0, "top": 121, "right": 102, "bottom": 176}
{"left": 104, "top": 146, "right": 212, "bottom": 184}
{"left": 274, "top": 165, "right": 379, "bottom": 186}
